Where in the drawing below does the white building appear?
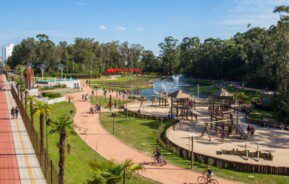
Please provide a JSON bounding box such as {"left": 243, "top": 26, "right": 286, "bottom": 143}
{"left": 2, "top": 43, "right": 14, "bottom": 62}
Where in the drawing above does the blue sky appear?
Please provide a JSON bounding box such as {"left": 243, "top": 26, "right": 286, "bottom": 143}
{"left": 0, "top": 0, "right": 287, "bottom": 54}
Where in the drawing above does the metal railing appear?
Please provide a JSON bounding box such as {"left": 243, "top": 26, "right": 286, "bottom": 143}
{"left": 11, "top": 85, "right": 58, "bottom": 184}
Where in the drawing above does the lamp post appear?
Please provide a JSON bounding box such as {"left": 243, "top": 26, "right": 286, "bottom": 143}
{"left": 190, "top": 136, "right": 194, "bottom": 169}
{"left": 197, "top": 84, "right": 200, "bottom": 98}
{"left": 257, "top": 143, "right": 259, "bottom": 162}
{"left": 111, "top": 113, "right": 116, "bottom": 134}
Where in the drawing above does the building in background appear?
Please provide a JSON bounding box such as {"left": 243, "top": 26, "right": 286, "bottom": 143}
{"left": 2, "top": 43, "right": 14, "bottom": 63}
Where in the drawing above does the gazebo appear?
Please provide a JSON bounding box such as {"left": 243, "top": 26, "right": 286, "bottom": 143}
{"left": 169, "top": 90, "right": 192, "bottom": 119}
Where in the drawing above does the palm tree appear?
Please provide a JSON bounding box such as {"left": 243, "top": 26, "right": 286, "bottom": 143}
{"left": 50, "top": 114, "right": 73, "bottom": 184}
{"left": 27, "top": 95, "right": 36, "bottom": 124}
{"left": 34, "top": 101, "right": 51, "bottom": 153}
{"left": 87, "top": 159, "right": 144, "bottom": 184}
{"left": 14, "top": 64, "right": 26, "bottom": 77}
{"left": 15, "top": 77, "right": 26, "bottom": 101}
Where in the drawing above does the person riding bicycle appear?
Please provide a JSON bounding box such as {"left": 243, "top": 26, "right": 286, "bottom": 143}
{"left": 205, "top": 165, "right": 213, "bottom": 182}
{"left": 153, "top": 147, "right": 162, "bottom": 164}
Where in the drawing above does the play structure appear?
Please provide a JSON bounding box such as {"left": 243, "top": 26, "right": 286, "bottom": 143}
{"left": 169, "top": 90, "right": 197, "bottom": 120}
{"left": 205, "top": 99, "right": 248, "bottom": 140}
{"left": 151, "top": 92, "right": 169, "bottom": 107}
{"left": 105, "top": 68, "right": 142, "bottom": 76}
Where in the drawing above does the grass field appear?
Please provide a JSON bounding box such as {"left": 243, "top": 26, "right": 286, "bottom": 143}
{"left": 90, "top": 96, "right": 128, "bottom": 109}
{"left": 32, "top": 102, "right": 155, "bottom": 184}
{"left": 90, "top": 75, "right": 156, "bottom": 91}
{"left": 99, "top": 112, "right": 289, "bottom": 184}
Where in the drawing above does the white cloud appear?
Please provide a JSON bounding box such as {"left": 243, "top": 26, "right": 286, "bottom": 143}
{"left": 99, "top": 25, "right": 108, "bottom": 30}
{"left": 136, "top": 27, "right": 144, "bottom": 31}
{"left": 115, "top": 26, "right": 126, "bottom": 31}
{"left": 217, "top": 0, "right": 288, "bottom": 28}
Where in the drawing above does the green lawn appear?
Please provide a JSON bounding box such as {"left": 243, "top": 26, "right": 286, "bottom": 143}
{"left": 189, "top": 85, "right": 220, "bottom": 96}
{"left": 90, "top": 96, "right": 128, "bottom": 109}
{"left": 248, "top": 109, "right": 277, "bottom": 121}
{"left": 32, "top": 102, "right": 155, "bottom": 184}
{"left": 99, "top": 112, "right": 289, "bottom": 184}
{"left": 90, "top": 75, "right": 156, "bottom": 91}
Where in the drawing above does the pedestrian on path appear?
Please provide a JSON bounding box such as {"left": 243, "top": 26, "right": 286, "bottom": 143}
{"left": 10, "top": 107, "right": 15, "bottom": 119}
{"left": 250, "top": 125, "right": 255, "bottom": 139}
{"left": 246, "top": 125, "right": 251, "bottom": 137}
{"left": 15, "top": 107, "right": 19, "bottom": 119}
{"left": 90, "top": 106, "right": 94, "bottom": 114}
{"left": 221, "top": 131, "right": 225, "bottom": 144}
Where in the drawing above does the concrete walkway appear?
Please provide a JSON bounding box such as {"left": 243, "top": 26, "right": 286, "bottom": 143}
{"left": 0, "top": 74, "right": 46, "bottom": 184}
{"left": 68, "top": 82, "right": 237, "bottom": 184}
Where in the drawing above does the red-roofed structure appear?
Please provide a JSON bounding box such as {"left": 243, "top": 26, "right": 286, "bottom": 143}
{"left": 105, "top": 68, "right": 142, "bottom": 76}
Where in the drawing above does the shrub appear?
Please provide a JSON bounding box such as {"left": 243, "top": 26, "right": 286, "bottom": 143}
{"left": 197, "top": 155, "right": 204, "bottom": 166}
{"left": 42, "top": 92, "right": 61, "bottom": 99}
{"left": 207, "top": 158, "right": 214, "bottom": 166}
{"left": 216, "top": 161, "right": 223, "bottom": 170}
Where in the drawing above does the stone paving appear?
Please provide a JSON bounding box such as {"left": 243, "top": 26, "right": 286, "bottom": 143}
{"left": 0, "top": 74, "right": 46, "bottom": 184}
{"left": 126, "top": 101, "right": 289, "bottom": 167}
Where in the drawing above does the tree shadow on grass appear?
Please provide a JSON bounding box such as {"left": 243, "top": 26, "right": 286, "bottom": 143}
{"left": 140, "top": 121, "right": 160, "bottom": 130}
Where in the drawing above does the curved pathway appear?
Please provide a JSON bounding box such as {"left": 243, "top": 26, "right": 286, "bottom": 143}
{"left": 67, "top": 82, "right": 238, "bottom": 184}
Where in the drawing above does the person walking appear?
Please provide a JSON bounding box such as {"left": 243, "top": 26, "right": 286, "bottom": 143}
{"left": 250, "top": 125, "right": 255, "bottom": 139}
{"left": 246, "top": 125, "right": 251, "bottom": 137}
{"left": 15, "top": 107, "right": 19, "bottom": 119}
{"left": 221, "top": 131, "right": 225, "bottom": 144}
{"left": 10, "top": 107, "right": 15, "bottom": 119}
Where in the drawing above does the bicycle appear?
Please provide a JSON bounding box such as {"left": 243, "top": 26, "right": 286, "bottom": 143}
{"left": 151, "top": 155, "right": 167, "bottom": 166}
{"left": 197, "top": 173, "right": 219, "bottom": 184}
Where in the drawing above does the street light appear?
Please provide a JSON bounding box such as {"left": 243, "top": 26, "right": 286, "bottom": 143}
{"left": 190, "top": 136, "right": 194, "bottom": 169}
{"left": 111, "top": 113, "right": 116, "bottom": 134}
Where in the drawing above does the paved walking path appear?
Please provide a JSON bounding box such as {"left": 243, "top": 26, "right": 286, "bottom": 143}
{"left": 0, "top": 74, "right": 46, "bottom": 184}
{"left": 68, "top": 83, "right": 238, "bottom": 184}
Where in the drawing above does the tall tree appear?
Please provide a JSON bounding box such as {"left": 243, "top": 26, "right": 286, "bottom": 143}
{"left": 158, "top": 36, "right": 179, "bottom": 75}
{"left": 34, "top": 101, "right": 51, "bottom": 153}
{"left": 50, "top": 114, "right": 73, "bottom": 184}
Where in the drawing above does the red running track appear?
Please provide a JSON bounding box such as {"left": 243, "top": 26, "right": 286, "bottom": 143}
{"left": 0, "top": 74, "right": 20, "bottom": 184}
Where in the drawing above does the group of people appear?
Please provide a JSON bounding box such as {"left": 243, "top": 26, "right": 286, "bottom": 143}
{"left": 246, "top": 124, "right": 255, "bottom": 139}
{"left": 89, "top": 104, "right": 101, "bottom": 114}
{"left": 82, "top": 93, "right": 89, "bottom": 101}
{"left": 10, "top": 107, "right": 19, "bottom": 119}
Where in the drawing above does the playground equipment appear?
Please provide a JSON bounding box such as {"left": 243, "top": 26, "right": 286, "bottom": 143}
{"left": 169, "top": 90, "right": 195, "bottom": 119}
{"left": 151, "top": 92, "right": 169, "bottom": 107}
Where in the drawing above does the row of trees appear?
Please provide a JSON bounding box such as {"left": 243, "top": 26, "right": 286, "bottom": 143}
{"left": 8, "top": 35, "right": 145, "bottom": 77}
{"left": 157, "top": 6, "right": 289, "bottom": 92}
